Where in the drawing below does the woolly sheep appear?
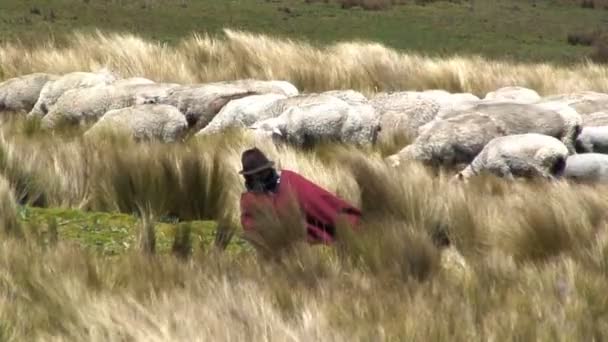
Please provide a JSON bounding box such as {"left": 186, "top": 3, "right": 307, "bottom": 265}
{"left": 0, "top": 73, "right": 58, "bottom": 113}
{"left": 563, "top": 153, "right": 608, "bottom": 183}
{"left": 575, "top": 126, "right": 608, "bottom": 154}
{"left": 321, "top": 90, "right": 368, "bottom": 106}
{"left": 261, "top": 93, "right": 346, "bottom": 118}
{"left": 484, "top": 86, "right": 541, "bottom": 104}
{"left": 583, "top": 111, "right": 608, "bottom": 127}
{"left": 160, "top": 84, "right": 259, "bottom": 130}
{"left": 387, "top": 112, "right": 508, "bottom": 168}
{"left": 572, "top": 111, "right": 608, "bottom": 154}
{"left": 421, "top": 101, "right": 582, "bottom": 154}
{"left": 370, "top": 92, "right": 441, "bottom": 139}
{"left": 111, "top": 77, "right": 155, "bottom": 87}
{"left": 85, "top": 104, "right": 188, "bottom": 143}
{"left": 199, "top": 93, "right": 356, "bottom": 138}
{"left": 28, "top": 70, "right": 119, "bottom": 118}
{"left": 457, "top": 133, "right": 569, "bottom": 181}
{"left": 196, "top": 93, "right": 287, "bottom": 135}
{"left": 542, "top": 91, "right": 608, "bottom": 115}
{"left": 249, "top": 98, "right": 380, "bottom": 147}
{"left": 41, "top": 82, "right": 180, "bottom": 128}
{"left": 211, "top": 79, "right": 299, "bottom": 97}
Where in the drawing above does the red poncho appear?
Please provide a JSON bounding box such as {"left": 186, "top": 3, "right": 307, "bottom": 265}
{"left": 240, "top": 170, "right": 362, "bottom": 244}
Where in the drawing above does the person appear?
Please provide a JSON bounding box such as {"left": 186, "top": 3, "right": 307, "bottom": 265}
{"left": 239, "top": 147, "right": 362, "bottom": 244}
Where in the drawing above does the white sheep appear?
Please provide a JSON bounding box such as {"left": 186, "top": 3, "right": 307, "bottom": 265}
{"left": 249, "top": 98, "right": 380, "bottom": 147}
{"left": 572, "top": 111, "right": 608, "bottom": 153}
{"left": 111, "top": 77, "right": 155, "bottom": 87}
{"left": 41, "top": 82, "right": 179, "bottom": 128}
{"left": 542, "top": 91, "right": 608, "bottom": 115}
{"left": 456, "top": 133, "right": 568, "bottom": 181}
{"left": 210, "top": 93, "right": 353, "bottom": 135}
{"left": 387, "top": 112, "right": 508, "bottom": 168}
{"left": 369, "top": 91, "right": 442, "bottom": 140}
{"left": 563, "top": 153, "right": 608, "bottom": 183}
{"left": 160, "top": 84, "right": 260, "bottom": 130}
{"left": 211, "top": 79, "right": 299, "bottom": 97}
{"left": 421, "top": 101, "right": 582, "bottom": 154}
{"left": 575, "top": 126, "right": 608, "bottom": 154}
{"left": 484, "top": 86, "right": 541, "bottom": 104}
{"left": 583, "top": 111, "right": 608, "bottom": 127}
{"left": 321, "top": 90, "right": 369, "bottom": 106}
{"left": 85, "top": 104, "right": 188, "bottom": 143}
{"left": 196, "top": 93, "right": 287, "bottom": 136}
{"left": 0, "top": 73, "right": 58, "bottom": 113}
{"left": 28, "top": 70, "right": 119, "bottom": 118}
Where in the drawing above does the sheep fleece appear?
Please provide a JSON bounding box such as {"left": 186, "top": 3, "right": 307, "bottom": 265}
{"left": 391, "top": 112, "right": 508, "bottom": 168}
{"left": 86, "top": 104, "right": 188, "bottom": 142}
{"left": 0, "top": 73, "right": 58, "bottom": 113}
{"left": 28, "top": 71, "right": 118, "bottom": 118}
{"left": 458, "top": 133, "right": 568, "bottom": 180}
{"left": 563, "top": 153, "right": 608, "bottom": 183}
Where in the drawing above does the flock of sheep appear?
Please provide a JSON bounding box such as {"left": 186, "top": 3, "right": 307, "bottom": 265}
{"left": 1, "top": 69, "right": 608, "bottom": 183}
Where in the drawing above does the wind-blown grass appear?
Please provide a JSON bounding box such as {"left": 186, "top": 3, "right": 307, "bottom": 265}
{"left": 2, "top": 29, "right": 608, "bottom": 96}
{"left": 0, "top": 116, "right": 608, "bottom": 339}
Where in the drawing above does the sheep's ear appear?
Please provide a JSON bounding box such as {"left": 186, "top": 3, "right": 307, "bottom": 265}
{"left": 272, "top": 127, "right": 283, "bottom": 137}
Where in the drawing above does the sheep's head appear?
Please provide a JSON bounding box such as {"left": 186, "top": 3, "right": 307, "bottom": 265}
{"left": 249, "top": 117, "right": 285, "bottom": 143}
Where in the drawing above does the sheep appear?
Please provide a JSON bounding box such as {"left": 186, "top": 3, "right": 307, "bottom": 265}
{"left": 211, "top": 79, "right": 299, "bottom": 97}
{"left": 28, "top": 70, "right": 119, "bottom": 118}
{"left": 484, "top": 86, "right": 541, "bottom": 104}
{"left": 213, "top": 93, "right": 354, "bottom": 134}
{"left": 387, "top": 112, "right": 508, "bottom": 168}
{"left": 262, "top": 93, "right": 347, "bottom": 117}
{"left": 111, "top": 77, "right": 155, "bottom": 87}
{"left": 563, "top": 153, "right": 608, "bottom": 183}
{"left": 542, "top": 91, "right": 608, "bottom": 115}
{"left": 420, "top": 101, "right": 582, "bottom": 154}
{"left": 0, "top": 73, "right": 58, "bottom": 113}
{"left": 369, "top": 92, "right": 442, "bottom": 140}
{"left": 196, "top": 93, "right": 287, "bottom": 136}
{"left": 159, "top": 84, "right": 261, "bottom": 130}
{"left": 573, "top": 111, "right": 608, "bottom": 154}
{"left": 249, "top": 98, "right": 380, "bottom": 148}
{"left": 583, "top": 111, "right": 608, "bottom": 127}
{"left": 321, "top": 90, "right": 368, "bottom": 106}
{"left": 575, "top": 126, "right": 608, "bottom": 154}
{"left": 84, "top": 104, "right": 188, "bottom": 143}
{"left": 201, "top": 93, "right": 356, "bottom": 137}
{"left": 456, "top": 133, "right": 569, "bottom": 181}
{"left": 41, "top": 82, "right": 180, "bottom": 128}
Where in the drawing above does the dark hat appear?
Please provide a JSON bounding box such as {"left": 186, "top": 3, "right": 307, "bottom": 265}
{"left": 239, "top": 147, "right": 275, "bottom": 175}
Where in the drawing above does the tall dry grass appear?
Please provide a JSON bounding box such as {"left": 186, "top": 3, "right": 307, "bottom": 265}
{"left": 0, "top": 115, "right": 606, "bottom": 339}
{"left": 1, "top": 160, "right": 608, "bottom": 340}
{"left": 1, "top": 29, "right": 608, "bottom": 96}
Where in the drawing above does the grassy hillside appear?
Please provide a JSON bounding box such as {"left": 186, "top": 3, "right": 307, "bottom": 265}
{"left": 0, "top": 0, "right": 606, "bottom": 63}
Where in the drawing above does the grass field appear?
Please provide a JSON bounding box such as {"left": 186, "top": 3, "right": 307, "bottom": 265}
{"left": 1, "top": 117, "right": 608, "bottom": 340}
{"left": 2, "top": 1, "right": 608, "bottom": 340}
{"left": 1, "top": 0, "right": 607, "bottom": 64}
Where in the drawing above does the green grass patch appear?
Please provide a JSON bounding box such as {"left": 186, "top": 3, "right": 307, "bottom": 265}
{"left": 17, "top": 206, "right": 250, "bottom": 255}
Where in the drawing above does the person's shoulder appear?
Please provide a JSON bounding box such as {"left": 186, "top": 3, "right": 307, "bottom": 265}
{"left": 278, "top": 169, "right": 305, "bottom": 183}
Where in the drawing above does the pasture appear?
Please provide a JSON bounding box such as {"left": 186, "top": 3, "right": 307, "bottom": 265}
{"left": 1, "top": 2, "right": 608, "bottom": 340}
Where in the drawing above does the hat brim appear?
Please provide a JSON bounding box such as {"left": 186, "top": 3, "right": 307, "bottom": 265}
{"left": 239, "top": 161, "right": 275, "bottom": 175}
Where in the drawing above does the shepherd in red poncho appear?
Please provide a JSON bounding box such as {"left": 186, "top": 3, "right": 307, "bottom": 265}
{"left": 239, "top": 147, "right": 362, "bottom": 245}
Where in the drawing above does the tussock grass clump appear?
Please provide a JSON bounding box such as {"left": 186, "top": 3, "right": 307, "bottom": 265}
{"left": 0, "top": 174, "right": 22, "bottom": 239}
{"left": 2, "top": 29, "right": 608, "bottom": 95}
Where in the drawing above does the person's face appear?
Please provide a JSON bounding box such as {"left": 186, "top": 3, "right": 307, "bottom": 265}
{"left": 244, "top": 168, "right": 275, "bottom": 192}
